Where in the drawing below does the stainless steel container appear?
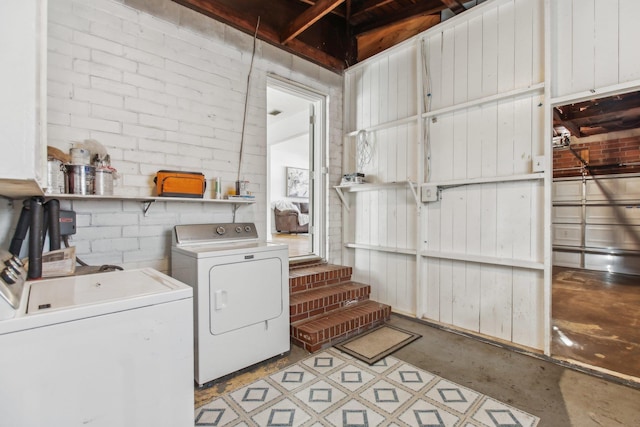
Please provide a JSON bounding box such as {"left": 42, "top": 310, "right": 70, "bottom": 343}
{"left": 94, "top": 169, "right": 114, "bottom": 196}
{"left": 65, "top": 164, "right": 95, "bottom": 195}
{"left": 46, "top": 158, "right": 65, "bottom": 194}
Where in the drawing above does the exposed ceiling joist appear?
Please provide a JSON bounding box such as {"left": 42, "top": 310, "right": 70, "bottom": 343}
{"left": 172, "top": 0, "right": 346, "bottom": 71}
{"left": 172, "top": 0, "right": 480, "bottom": 72}
{"left": 354, "top": 0, "right": 446, "bottom": 35}
{"left": 554, "top": 108, "right": 580, "bottom": 137}
{"left": 554, "top": 91, "right": 640, "bottom": 137}
{"left": 281, "top": 0, "right": 345, "bottom": 44}
{"left": 350, "top": 0, "right": 394, "bottom": 21}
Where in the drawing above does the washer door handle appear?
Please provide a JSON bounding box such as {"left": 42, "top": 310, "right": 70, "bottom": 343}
{"left": 214, "top": 290, "right": 227, "bottom": 310}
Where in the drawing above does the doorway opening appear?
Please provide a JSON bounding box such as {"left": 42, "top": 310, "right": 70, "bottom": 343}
{"left": 266, "top": 76, "right": 326, "bottom": 260}
{"left": 551, "top": 89, "right": 640, "bottom": 380}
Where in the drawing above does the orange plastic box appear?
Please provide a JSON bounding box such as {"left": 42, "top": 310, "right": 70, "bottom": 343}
{"left": 154, "top": 170, "right": 206, "bottom": 198}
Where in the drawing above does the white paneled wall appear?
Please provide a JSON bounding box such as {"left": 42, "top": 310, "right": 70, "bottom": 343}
{"left": 345, "top": 44, "right": 417, "bottom": 131}
{"left": 426, "top": 0, "right": 543, "bottom": 110}
{"left": 421, "top": 0, "right": 545, "bottom": 349}
{"left": 551, "top": 0, "right": 640, "bottom": 98}
{"left": 342, "top": 43, "right": 419, "bottom": 316}
{"left": 425, "top": 0, "right": 545, "bottom": 350}
{"left": 343, "top": 0, "right": 547, "bottom": 350}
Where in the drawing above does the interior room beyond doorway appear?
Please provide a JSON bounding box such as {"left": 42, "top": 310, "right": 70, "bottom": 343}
{"left": 266, "top": 79, "right": 324, "bottom": 260}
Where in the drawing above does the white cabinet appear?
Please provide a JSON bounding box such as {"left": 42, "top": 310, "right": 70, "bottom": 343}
{"left": 0, "top": 0, "right": 47, "bottom": 197}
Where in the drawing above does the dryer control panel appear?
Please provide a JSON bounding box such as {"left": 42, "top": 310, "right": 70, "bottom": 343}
{"left": 174, "top": 223, "right": 258, "bottom": 246}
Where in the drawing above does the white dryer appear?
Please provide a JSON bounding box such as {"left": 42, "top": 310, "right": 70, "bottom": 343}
{"left": 171, "top": 223, "right": 289, "bottom": 386}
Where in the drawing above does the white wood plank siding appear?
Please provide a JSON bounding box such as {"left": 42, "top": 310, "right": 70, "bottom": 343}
{"left": 343, "top": 0, "right": 546, "bottom": 349}
{"left": 551, "top": 0, "right": 640, "bottom": 98}
{"left": 342, "top": 43, "right": 419, "bottom": 316}
{"left": 421, "top": 0, "right": 545, "bottom": 350}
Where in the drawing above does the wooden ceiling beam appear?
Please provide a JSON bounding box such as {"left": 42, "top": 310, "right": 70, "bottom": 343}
{"left": 173, "top": 0, "right": 256, "bottom": 32}
{"left": 553, "top": 108, "right": 581, "bottom": 136}
{"left": 558, "top": 95, "right": 640, "bottom": 121}
{"left": 296, "top": 0, "right": 347, "bottom": 18}
{"left": 172, "top": 0, "right": 345, "bottom": 72}
{"left": 354, "top": 0, "right": 446, "bottom": 36}
{"left": 281, "top": 0, "right": 345, "bottom": 44}
{"left": 350, "top": 0, "right": 394, "bottom": 21}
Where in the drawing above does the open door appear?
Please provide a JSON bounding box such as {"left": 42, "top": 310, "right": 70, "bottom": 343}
{"left": 266, "top": 76, "right": 326, "bottom": 260}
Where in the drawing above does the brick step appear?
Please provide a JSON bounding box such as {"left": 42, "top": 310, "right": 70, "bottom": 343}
{"left": 291, "top": 300, "right": 392, "bottom": 353}
{"left": 289, "top": 281, "right": 371, "bottom": 323}
{"left": 289, "top": 263, "right": 353, "bottom": 295}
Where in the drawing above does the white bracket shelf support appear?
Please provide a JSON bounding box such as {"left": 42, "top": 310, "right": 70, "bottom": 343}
{"left": 420, "top": 173, "right": 545, "bottom": 203}
{"left": 420, "top": 250, "right": 544, "bottom": 270}
{"left": 344, "top": 243, "right": 417, "bottom": 256}
{"left": 334, "top": 181, "right": 419, "bottom": 211}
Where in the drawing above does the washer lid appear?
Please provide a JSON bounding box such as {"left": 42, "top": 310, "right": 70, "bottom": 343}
{"left": 26, "top": 269, "right": 183, "bottom": 314}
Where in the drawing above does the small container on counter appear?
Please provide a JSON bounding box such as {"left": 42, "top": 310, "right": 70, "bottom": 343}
{"left": 213, "top": 177, "right": 222, "bottom": 199}
{"left": 235, "top": 180, "right": 249, "bottom": 196}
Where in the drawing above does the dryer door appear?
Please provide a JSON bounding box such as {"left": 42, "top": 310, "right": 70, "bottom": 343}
{"left": 208, "top": 254, "right": 283, "bottom": 335}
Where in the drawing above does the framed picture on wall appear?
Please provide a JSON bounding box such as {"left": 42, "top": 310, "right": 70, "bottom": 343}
{"left": 286, "top": 167, "right": 309, "bottom": 198}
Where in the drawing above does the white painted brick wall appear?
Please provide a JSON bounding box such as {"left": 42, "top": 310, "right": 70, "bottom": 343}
{"left": 0, "top": 0, "right": 343, "bottom": 274}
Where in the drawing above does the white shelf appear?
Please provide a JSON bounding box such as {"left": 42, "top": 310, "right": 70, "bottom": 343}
{"left": 44, "top": 193, "right": 255, "bottom": 215}
{"left": 334, "top": 181, "right": 418, "bottom": 210}
{"left": 345, "top": 243, "right": 417, "bottom": 256}
{"left": 45, "top": 193, "right": 254, "bottom": 203}
{"left": 420, "top": 250, "right": 544, "bottom": 270}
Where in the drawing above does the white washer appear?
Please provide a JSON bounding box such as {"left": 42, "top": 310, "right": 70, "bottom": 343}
{"left": 0, "top": 268, "right": 194, "bottom": 427}
{"left": 171, "top": 223, "right": 289, "bottom": 386}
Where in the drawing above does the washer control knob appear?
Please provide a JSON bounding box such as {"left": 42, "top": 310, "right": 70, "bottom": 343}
{"left": 215, "top": 226, "right": 226, "bottom": 235}
{"left": 235, "top": 226, "right": 242, "bottom": 233}
{"left": 244, "top": 225, "right": 252, "bottom": 232}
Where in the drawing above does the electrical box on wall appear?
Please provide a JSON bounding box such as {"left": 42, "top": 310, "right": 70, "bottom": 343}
{"left": 59, "top": 210, "right": 76, "bottom": 236}
{"left": 421, "top": 185, "right": 439, "bottom": 203}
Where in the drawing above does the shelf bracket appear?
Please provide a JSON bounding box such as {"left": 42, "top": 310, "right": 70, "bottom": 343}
{"left": 232, "top": 203, "right": 241, "bottom": 216}
{"left": 334, "top": 187, "right": 350, "bottom": 211}
{"left": 142, "top": 200, "right": 155, "bottom": 216}
{"left": 407, "top": 181, "right": 420, "bottom": 206}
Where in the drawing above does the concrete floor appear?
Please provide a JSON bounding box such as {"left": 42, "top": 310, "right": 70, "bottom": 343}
{"left": 195, "top": 314, "right": 640, "bottom": 426}
{"left": 552, "top": 267, "right": 640, "bottom": 379}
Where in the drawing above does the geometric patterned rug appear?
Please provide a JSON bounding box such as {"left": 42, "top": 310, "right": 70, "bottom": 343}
{"left": 194, "top": 348, "right": 540, "bottom": 426}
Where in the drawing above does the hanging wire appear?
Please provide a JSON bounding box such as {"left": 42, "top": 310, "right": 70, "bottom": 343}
{"left": 236, "top": 16, "right": 261, "bottom": 185}
{"left": 421, "top": 38, "right": 432, "bottom": 182}
{"left": 356, "top": 129, "right": 373, "bottom": 172}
